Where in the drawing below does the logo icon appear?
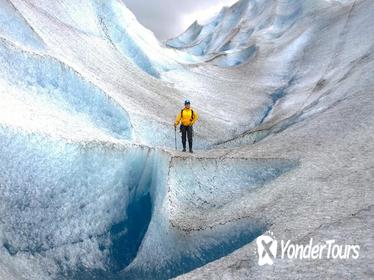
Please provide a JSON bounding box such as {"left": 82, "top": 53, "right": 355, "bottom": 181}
{"left": 256, "top": 234, "right": 277, "bottom": 266}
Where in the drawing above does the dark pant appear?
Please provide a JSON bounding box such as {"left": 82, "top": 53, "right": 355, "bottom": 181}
{"left": 180, "top": 125, "right": 193, "bottom": 150}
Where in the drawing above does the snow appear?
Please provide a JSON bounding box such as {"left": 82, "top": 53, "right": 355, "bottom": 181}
{"left": 0, "top": 0, "right": 373, "bottom": 279}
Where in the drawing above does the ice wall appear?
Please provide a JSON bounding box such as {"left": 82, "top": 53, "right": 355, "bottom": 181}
{"left": 0, "top": 124, "right": 151, "bottom": 278}
{"left": 0, "top": 122, "right": 297, "bottom": 280}
{"left": 0, "top": 38, "right": 132, "bottom": 140}
{"left": 121, "top": 156, "right": 298, "bottom": 279}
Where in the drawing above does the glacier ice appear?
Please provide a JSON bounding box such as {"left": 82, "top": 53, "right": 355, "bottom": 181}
{"left": 0, "top": 123, "right": 294, "bottom": 279}
{"left": 0, "top": 0, "right": 44, "bottom": 50}
{"left": 0, "top": 38, "right": 132, "bottom": 140}
{"left": 166, "top": 0, "right": 303, "bottom": 66}
{"left": 0, "top": 0, "right": 373, "bottom": 279}
{"left": 0, "top": 125, "right": 149, "bottom": 267}
{"left": 97, "top": 0, "right": 165, "bottom": 78}
{"left": 121, "top": 156, "right": 297, "bottom": 279}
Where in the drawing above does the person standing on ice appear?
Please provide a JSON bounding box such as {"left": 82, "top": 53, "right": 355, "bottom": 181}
{"left": 174, "top": 100, "right": 199, "bottom": 153}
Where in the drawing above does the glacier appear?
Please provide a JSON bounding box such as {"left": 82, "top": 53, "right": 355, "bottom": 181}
{"left": 0, "top": 0, "right": 373, "bottom": 279}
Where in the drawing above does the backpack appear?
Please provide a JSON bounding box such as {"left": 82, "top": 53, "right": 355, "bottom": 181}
{"left": 181, "top": 109, "right": 194, "bottom": 122}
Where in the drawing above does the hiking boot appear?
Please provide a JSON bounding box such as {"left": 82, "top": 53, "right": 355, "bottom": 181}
{"left": 189, "top": 149, "right": 193, "bottom": 153}
{"left": 182, "top": 148, "right": 186, "bottom": 152}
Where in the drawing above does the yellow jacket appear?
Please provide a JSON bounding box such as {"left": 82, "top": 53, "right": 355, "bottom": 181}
{"left": 175, "top": 108, "right": 198, "bottom": 126}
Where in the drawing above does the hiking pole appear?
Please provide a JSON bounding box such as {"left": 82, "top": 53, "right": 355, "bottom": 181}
{"left": 174, "top": 126, "right": 177, "bottom": 150}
